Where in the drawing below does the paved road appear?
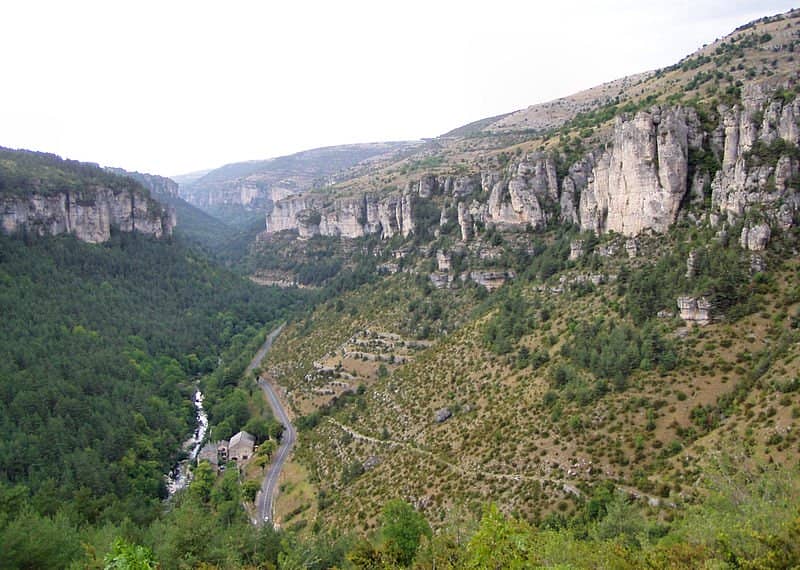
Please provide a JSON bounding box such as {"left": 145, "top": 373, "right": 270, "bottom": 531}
{"left": 246, "top": 324, "right": 285, "bottom": 375}
{"left": 249, "top": 324, "right": 297, "bottom": 526}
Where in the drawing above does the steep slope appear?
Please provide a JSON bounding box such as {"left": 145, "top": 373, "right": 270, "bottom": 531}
{"left": 0, "top": 148, "right": 175, "bottom": 243}
{"left": 262, "top": 9, "right": 799, "bottom": 248}
{"left": 0, "top": 231, "right": 304, "bottom": 526}
{"left": 248, "top": 9, "right": 800, "bottom": 535}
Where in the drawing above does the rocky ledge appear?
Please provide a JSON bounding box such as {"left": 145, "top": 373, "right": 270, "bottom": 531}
{"left": 0, "top": 188, "right": 175, "bottom": 243}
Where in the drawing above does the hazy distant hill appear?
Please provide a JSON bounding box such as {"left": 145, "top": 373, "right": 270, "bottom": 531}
{"left": 178, "top": 142, "right": 421, "bottom": 214}
{"left": 171, "top": 168, "right": 213, "bottom": 186}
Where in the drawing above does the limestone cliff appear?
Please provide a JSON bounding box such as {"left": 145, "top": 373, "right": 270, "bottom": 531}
{"left": 0, "top": 188, "right": 175, "bottom": 243}
{"left": 181, "top": 180, "right": 286, "bottom": 209}
{"left": 0, "top": 148, "right": 175, "bottom": 243}
{"left": 266, "top": 192, "right": 415, "bottom": 239}
{"left": 483, "top": 152, "right": 558, "bottom": 230}
{"left": 264, "top": 80, "right": 799, "bottom": 247}
{"left": 578, "top": 106, "right": 697, "bottom": 236}
{"left": 710, "top": 82, "right": 800, "bottom": 227}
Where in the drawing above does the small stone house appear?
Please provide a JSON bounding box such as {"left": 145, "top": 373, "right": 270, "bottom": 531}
{"left": 228, "top": 431, "right": 255, "bottom": 462}
{"left": 198, "top": 440, "right": 229, "bottom": 470}
{"left": 198, "top": 442, "right": 220, "bottom": 468}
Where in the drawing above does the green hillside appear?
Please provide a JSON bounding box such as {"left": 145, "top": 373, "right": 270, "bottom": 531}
{"left": 2, "top": 7, "right": 800, "bottom": 570}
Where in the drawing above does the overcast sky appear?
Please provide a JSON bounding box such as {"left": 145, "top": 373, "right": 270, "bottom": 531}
{"left": 0, "top": 1, "right": 796, "bottom": 176}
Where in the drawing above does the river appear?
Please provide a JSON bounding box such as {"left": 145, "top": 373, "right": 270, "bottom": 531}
{"left": 165, "top": 389, "right": 209, "bottom": 496}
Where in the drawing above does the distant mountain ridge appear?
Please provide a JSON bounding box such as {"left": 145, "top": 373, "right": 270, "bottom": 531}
{"left": 177, "top": 141, "right": 421, "bottom": 211}
{"left": 262, "top": 8, "right": 800, "bottom": 245}
{"left": 106, "top": 166, "right": 180, "bottom": 199}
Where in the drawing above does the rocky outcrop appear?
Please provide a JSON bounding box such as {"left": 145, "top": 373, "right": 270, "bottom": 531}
{"left": 266, "top": 191, "right": 415, "bottom": 239}
{"left": 560, "top": 156, "right": 594, "bottom": 225}
{"left": 484, "top": 153, "right": 557, "bottom": 230}
{"left": 740, "top": 223, "right": 771, "bottom": 251}
{"left": 436, "top": 250, "right": 452, "bottom": 272}
{"left": 711, "top": 83, "right": 800, "bottom": 223}
{"left": 0, "top": 188, "right": 174, "bottom": 243}
{"left": 686, "top": 250, "right": 699, "bottom": 279}
{"left": 625, "top": 238, "right": 639, "bottom": 258}
{"left": 403, "top": 173, "right": 480, "bottom": 200}
{"left": 579, "top": 106, "right": 696, "bottom": 236}
{"left": 677, "top": 296, "right": 712, "bottom": 326}
{"left": 569, "top": 240, "right": 585, "bottom": 261}
{"left": 266, "top": 84, "right": 799, "bottom": 246}
{"left": 466, "top": 270, "right": 515, "bottom": 291}
{"left": 452, "top": 175, "right": 479, "bottom": 197}
{"left": 457, "top": 202, "right": 473, "bottom": 241}
{"left": 434, "top": 408, "right": 452, "bottom": 423}
{"left": 750, "top": 254, "right": 766, "bottom": 274}
{"left": 429, "top": 272, "right": 453, "bottom": 289}
{"left": 266, "top": 197, "right": 318, "bottom": 236}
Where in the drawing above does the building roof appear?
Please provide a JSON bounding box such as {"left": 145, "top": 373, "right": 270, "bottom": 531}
{"left": 198, "top": 442, "right": 220, "bottom": 464}
{"left": 229, "top": 431, "right": 255, "bottom": 448}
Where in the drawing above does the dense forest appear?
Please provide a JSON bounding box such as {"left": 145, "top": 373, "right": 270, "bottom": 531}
{"left": 0, "top": 147, "right": 150, "bottom": 197}
{"left": 0, "top": 232, "right": 306, "bottom": 534}
{"left": 2, "top": 440, "right": 798, "bottom": 568}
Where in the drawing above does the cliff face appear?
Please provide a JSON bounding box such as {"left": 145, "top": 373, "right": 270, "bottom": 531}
{"left": 578, "top": 106, "right": 698, "bottom": 236}
{"left": 0, "top": 188, "right": 175, "bottom": 243}
{"left": 267, "top": 192, "right": 415, "bottom": 239}
{"left": 710, "top": 83, "right": 800, "bottom": 227}
{"left": 482, "top": 152, "right": 558, "bottom": 230}
{"left": 264, "top": 80, "right": 799, "bottom": 245}
{"left": 180, "top": 182, "right": 284, "bottom": 209}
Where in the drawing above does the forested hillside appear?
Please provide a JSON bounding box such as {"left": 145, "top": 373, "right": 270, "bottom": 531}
{"left": 2, "top": 6, "right": 800, "bottom": 570}
{"left": 0, "top": 232, "right": 305, "bottom": 555}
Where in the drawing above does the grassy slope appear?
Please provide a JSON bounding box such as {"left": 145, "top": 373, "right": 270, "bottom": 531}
{"left": 247, "top": 8, "right": 800, "bottom": 536}
{"left": 259, "top": 225, "right": 800, "bottom": 533}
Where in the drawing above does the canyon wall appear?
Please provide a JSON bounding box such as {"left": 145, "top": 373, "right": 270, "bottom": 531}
{"left": 265, "top": 81, "right": 799, "bottom": 243}
{"left": 0, "top": 188, "right": 175, "bottom": 243}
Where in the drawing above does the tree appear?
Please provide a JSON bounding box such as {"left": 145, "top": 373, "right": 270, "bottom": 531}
{"left": 242, "top": 480, "right": 261, "bottom": 503}
{"left": 0, "top": 509, "right": 83, "bottom": 569}
{"left": 243, "top": 416, "right": 272, "bottom": 443}
{"left": 257, "top": 439, "right": 278, "bottom": 462}
{"left": 103, "top": 538, "right": 157, "bottom": 570}
{"left": 189, "top": 461, "right": 215, "bottom": 504}
{"left": 465, "top": 504, "right": 531, "bottom": 569}
{"left": 674, "top": 450, "right": 800, "bottom": 566}
{"left": 590, "top": 494, "right": 646, "bottom": 548}
{"left": 379, "top": 499, "right": 432, "bottom": 567}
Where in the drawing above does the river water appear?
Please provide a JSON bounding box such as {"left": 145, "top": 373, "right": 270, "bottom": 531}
{"left": 165, "top": 389, "right": 209, "bottom": 496}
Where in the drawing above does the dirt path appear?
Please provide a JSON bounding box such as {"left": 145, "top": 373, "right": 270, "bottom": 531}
{"left": 326, "top": 418, "right": 674, "bottom": 506}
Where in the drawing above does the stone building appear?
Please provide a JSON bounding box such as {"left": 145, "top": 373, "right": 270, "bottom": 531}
{"left": 228, "top": 431, "right": 255, "bottom": 462}
{"left": 197, "top": 440, "right": 228, "bottom": 470}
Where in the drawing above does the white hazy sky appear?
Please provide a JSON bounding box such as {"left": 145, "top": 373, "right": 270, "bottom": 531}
{"left": 0, "top": 1, "right": 796, "bottom": 176}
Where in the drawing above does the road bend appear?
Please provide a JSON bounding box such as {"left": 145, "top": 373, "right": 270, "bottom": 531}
{"left": 249, "top": 324, "right": 296, "bottom": 526}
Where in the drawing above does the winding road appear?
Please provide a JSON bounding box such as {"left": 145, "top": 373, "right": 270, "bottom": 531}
{"left": 245, "top": 324, "right": 297, "bottom": 526}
